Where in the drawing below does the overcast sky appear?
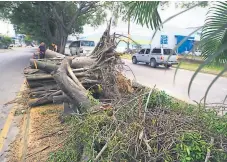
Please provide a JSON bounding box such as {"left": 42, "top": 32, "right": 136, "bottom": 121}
{"left": 82, "top": 2, "right": 208, "bottom": 37}
{"left": 0, "top": 2, "right": 208, "bottom": 37}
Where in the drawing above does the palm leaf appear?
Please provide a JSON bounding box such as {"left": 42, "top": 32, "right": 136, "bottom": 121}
{"left": 126, "top": 1, "right": 161, "bottom": 30}
{"left": 200, "top": 2, "right": 227, "bottom": 63}
{"left": 187, "top": 2, "right": 227, "bottom": 101}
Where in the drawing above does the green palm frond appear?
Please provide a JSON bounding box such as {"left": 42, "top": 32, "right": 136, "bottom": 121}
{"left": 187, "top": 2, "right": 227, "bottom": 99}
{"left": 200, "top": 1, "right": 227, "bottom": 63}
{"left": 126, "top": 1, "right": 161, "bottom": 30}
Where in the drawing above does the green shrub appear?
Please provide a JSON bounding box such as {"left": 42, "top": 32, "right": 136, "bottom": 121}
{"left": 48, "top": 89, "right": 227, "bottom": 162}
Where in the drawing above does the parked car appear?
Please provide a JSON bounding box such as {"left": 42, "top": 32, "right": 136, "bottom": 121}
{"left": 9, "top": 44, "right": 14, "bottom": 48}
{"left": 64, "top": 41, "right": 73, "bottom": 56}
{"left": 132, "top": 47, "right": 178, "bottom": 68}
{"left": 65, "top": 40, "right": 95, "bottom": 56}
{"left": 0, "top": 44, "right": 8, "bottom": 49}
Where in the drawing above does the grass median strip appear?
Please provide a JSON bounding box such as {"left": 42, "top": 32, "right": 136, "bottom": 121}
{"left": 172, "top": 62, "right": 226, "bottom": 77}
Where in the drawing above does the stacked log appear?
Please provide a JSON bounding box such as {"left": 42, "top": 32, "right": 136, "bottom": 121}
{"left": 24, "top": 21, "right": 128, "bottom": 113}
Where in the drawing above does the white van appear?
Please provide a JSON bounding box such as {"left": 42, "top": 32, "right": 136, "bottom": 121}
{"left": 67, "top": 40, "right": 95, "bottom": 56}
{"left": 64, "top": 40, "right": 73, "bottom": 55}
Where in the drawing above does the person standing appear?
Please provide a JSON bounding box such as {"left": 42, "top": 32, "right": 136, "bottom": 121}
{"left": 51, "top": 43, "right": 58, "bottom": 52}
{"left": 38, "top": 42, "right": 46, "bottom": 59}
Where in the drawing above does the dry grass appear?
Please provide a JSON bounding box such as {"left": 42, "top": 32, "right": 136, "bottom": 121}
{"left": 7, "top": 102, "right": 67, "bottom": 162}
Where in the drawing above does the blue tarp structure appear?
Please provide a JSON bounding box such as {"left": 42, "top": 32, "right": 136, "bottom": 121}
{"left": 175, "top": 35, "right": 194, "bottom": 54}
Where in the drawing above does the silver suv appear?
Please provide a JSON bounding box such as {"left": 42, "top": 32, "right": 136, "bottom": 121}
{"left": 132, "top": 47, "right": 178, "bottom": 68}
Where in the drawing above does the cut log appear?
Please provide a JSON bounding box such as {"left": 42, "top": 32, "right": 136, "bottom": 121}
{"left": 30, "top": 84, "right": 59, "bottom": 93}
{"left": 45, "top": 49, "right": 65, "bottom": 58}
{"left": 71, "top": 57, "right": 96, "bottom": 69}
{"left": 25, "top": 74, "right": 53, "bottom": 81}
{"left": 24, "top": 68, "right": 39, "bottom": 74}
{"left": 30, "top": 59, "right": 58, "bottom": 73}
{"left": 26, "top": 80, "right": 56, "bottom": 88}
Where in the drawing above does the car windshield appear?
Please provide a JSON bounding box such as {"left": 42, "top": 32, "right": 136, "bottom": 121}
{"left": 163, "top": 49, "right": 176, "bottom": 55}
{"left": 65, "top": 41, "right": 73, "bottom": 48}
{"left": 70, "top": 41, "right": 80, "bottom": 47}
{"left": 81, "top": 41, "right": 95, "bottom": 47}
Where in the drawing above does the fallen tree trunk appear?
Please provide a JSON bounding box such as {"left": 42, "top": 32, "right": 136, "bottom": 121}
{"left": 29, "top": 84, "right": 59, "bottom": 93}
{"left": 71, "top": 57, "right": 96, "bottom": 69}
{"left": 26, "top": 74, "right": 53, "bottom": 81}
{"left": 45, "top": 49, "right": 65, "bottom": 58}
{"left": 30, "top": 59, "right": 58, "bottom": 73}
{"left": 25, "top": 20, "right": 133, "bottom": 110}
{"left": 53, "top": 58, "right": 91, "bottom": 113}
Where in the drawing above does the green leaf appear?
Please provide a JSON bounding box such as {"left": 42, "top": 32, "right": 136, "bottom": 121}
{"left": 200, "top": 2, "right": 227, "bottom": 62}
{"left": 125, "top": 1, "right": 161, "bottom": 30}
{"left": 185, "top": 157, "right": 191, "bottom": 161}
{"left": 186, "top": 147, "right": 190, "bottom": 155}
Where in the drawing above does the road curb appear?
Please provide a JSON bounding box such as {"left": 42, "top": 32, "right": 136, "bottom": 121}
{"left": 0, "top": 80, "right": 27, "bottom": 157}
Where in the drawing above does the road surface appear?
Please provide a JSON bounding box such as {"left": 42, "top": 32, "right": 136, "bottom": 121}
{"left": 0, "top": 48, "right": 34, "bottom": 161}
{"left": 123, "top": 59, "right": 227, "bottom": 105}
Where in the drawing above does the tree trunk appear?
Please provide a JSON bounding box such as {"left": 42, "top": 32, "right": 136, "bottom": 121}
{"left": 52, "top": 58, "right": 91, "bottom": 113}
{"left": 127, "top": 15, "right": 130, "bottom": 51}
{"left": 30, "top": 59, "right": 58, "bottom": 73}
{"left": 45, "top": 49, "right": 65, "bottom": 58}
{"left": 59, "top": 30, "right": 68, "bottom": 54}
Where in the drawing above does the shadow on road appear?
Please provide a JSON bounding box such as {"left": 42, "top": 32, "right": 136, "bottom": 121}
{"left": 135, "top": 62, "right": 174, "bottom": 71}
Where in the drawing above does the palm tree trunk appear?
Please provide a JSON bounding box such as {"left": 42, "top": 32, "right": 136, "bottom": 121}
{"left": 127, "top": 15, "right": 130, "bottom": 51}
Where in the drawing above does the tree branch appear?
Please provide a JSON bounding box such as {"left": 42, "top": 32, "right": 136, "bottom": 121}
{"left": 51, "top": 3, "right": 68, "bottom": 32}
{"left": 67, "top": 1, "right": 98, "bottom": 31}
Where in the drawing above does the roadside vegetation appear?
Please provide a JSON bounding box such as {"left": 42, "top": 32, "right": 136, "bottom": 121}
{"left": 47, "top": 88, "right": 227, "bottom": 162}
{"left": 0, "top": 34, "right": 12, "bottom": 49}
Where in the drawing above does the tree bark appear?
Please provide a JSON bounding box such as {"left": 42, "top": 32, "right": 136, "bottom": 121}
{"left": 52, "top": 58, "right": 91, "bottom": 113}
{"left": 45, "top": 49, "right": 65, "bottom": 58}
{"left": 30, "top": 59, "right": 58, "bottom": 73}
{"left": 53, "top": 95, "right": 69, "bottom": 104}
{"left": 26, "top": 80, "right": 57, "bottom": 88}
{"left": 59, "top": 34, "right": 68, "bottom": 54}
{"left": 25, "top": 74, "right": 53, "bottom": 81}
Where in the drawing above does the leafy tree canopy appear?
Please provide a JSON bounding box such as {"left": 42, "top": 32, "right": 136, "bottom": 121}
{"left": 0, "top": 1, "right": 108, "bottom": 53}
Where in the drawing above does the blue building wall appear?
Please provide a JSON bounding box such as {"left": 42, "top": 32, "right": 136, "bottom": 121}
{"left": 175, "top": 35, "right": 194, "bottom": 54}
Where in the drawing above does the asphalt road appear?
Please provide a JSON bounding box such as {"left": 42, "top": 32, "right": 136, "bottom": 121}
{"left": 0, "top": 48, "right": 34, "bottom": 160}
{"left": 123, "top": 59, "right": 227, "bottom": 105}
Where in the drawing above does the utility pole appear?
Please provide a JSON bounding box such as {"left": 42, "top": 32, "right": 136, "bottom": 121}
{"left": 127, "top": 15, "right": 130, "bottom": 51}
{"left": 6, "top": 22, "right": 9, "bottom": 36}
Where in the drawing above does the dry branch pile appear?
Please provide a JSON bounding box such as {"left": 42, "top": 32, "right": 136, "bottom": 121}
{"left": 46, "top": 88, "right": 227, "bottom": 162}
{"left": 24, "top": 21, "right": 131, "bottom": 113}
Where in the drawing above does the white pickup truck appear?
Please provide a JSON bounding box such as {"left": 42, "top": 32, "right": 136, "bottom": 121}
{"left": 132, "top": 47, "right": 178, "bottom": 68}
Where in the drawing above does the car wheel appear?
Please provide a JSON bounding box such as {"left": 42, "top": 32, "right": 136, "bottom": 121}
{"left": 165, "top": 65, "right": 171, "bottom": 68}
{"left": 132, "top": 57, "right": 137, "bottom": 64}
{"left": 150, "top": 58, "right": 157, "bottom": 68}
